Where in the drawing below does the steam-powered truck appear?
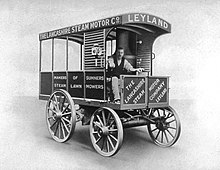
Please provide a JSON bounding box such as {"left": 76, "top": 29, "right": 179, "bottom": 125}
{"left": 39, "top": 13, "right": 181, "bottom": 157}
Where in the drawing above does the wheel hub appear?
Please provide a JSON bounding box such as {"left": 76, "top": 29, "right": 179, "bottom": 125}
{"left": 156, "top": 119, "right": 168, "bottom": 131}
{"left": 100, "top": 126, "right": 109, "bottom": 136}
{"left": 55, "top": 111, "right": 62, "bottom": 119}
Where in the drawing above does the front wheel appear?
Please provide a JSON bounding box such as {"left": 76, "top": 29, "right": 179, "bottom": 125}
{"left": 90, "top": 107, "right": 123, "bottom": 157}
{"left": 46, "top": 89, "right": 76, "bottom": 143}
{"left": 147, "top": 106, "right": 181, "bottom": 147}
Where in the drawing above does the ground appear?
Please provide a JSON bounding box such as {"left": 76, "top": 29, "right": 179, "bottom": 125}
{"left": 0, "top": 96, "right": 219, "bottom": 170}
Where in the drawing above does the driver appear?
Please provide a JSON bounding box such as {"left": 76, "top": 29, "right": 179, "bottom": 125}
{"left": 107, "top": 47, "right": 144, "bottom": 104}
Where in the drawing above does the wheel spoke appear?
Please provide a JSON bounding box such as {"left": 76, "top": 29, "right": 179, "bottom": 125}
{"left": 50, "top": 119, "right": 58, "bottom": 129}
{"left": 54, "top": 120, "right": 59, "bottom": 136}
{"left": 61, "top": 104, "right": 70, "bottom": 114}
{"left": 106, "top": 112, "right": 111, "bottom": 125}
{"left": 62, "top": 117, "right": 70, "bottom": 125}
{"left": 151, "top": 127, "right": 158, "bottom": 132}
{"left": 62, "top": 112, "right": 71, "bottom": 117}
{"left": 101, "top": 136, "right": 105, "bottom": 151}
{"left": 58, "top": 122, "right": 61, "bottom": 139}
{"left": 48, "top": 116, "right": 55, "bottom": 120}
{"left": 155, "top": 130, "right": 161, "bottom": 140}
{"left": 166, "top": 111, "right": 173, "bottom": 119}
{"left": 166, "top": 119, "right": 176, "bottom": 124}
{"left": 95, "top": 135, "right": 103, "bottom": 144}
{"left": 107, "top": 136, "right": 115, "bottom": 149}
{"left": 58, "top": 95, "right": 64, "bottom": 112}
{"left": 94, "top": 121, "right": 102, "bottom": 129}
{"left": 163, "top": 109, "right": 166, "bottom": 116}
{"left": 61, "top": 119, "right": 70, "bottom": 133}
{"left": 56, "top": 94, "right": 61, "bottom": 110}
{"left": 60, "top": 121, "right": 66, "bottom": 138}
{"left": 150, "top": 108, "right": 154, "bottom": 116}
{"left": 48, "top": 107, "right": 58, "bottom": 114}
{"left": 106, "top": 138, "right": 110, "bottom": 152}
{"left": 108, "top": 119, "right": 115, "bottom": 128}
{"left": 53, "top": 94, "right": 60, "bottom": 111}
{"left": 58, "top": 94, "right": 65, "bottom": 111}
{"left": 51, "top": 100, "right": 59, "bottom": 112}
{"left": 96, "top": 115, "right": 104, "bottom": 127}
{"left": 109, "top": 134, "right": 118, "bottom": 142}
{"left": 164, "top": 131, "right": 169, "bottom": 143}
{"left": 161, "top": 131, "right": 164, "bottom": 143}
{"left": 102, "top": 110, "right": 106, "bottom": 126}
{"left": 168, "top": 126, "right": 176, "bottom": 130}
{"left": 157, "top": 109, "right": 160, "bottom": 117}
{"left": 108, "top": 129, "right": 118, "bottom": 133}
{"left": 166, "top": 129, "right": 174, "bottom": 138}
{"left": 61, "top": 96, "right": 66, "bottom": 112}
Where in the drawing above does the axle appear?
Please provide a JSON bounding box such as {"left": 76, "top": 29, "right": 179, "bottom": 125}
{"left": 122, "top": 115, "right": 155, "bottom": 128}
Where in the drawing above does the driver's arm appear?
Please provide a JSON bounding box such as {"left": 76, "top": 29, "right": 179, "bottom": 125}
{"left": 124, "top": 59, "right": 144, "bottom": 72}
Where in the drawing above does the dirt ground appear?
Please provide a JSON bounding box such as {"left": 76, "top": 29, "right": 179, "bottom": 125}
{"left": 0, "top": 96, "right": 219, "bottom": 170}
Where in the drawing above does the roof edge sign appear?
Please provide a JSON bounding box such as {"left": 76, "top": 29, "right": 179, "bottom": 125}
{"left": 122, "top": 13, "right": 171, "bottom": 33}
{"left": 39, "top": 13, "right": 171, "bottom": 41}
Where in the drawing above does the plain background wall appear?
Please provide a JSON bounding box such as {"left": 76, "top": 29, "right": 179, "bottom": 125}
{"left": 0, "top": 0, "right": 220, "bottom": 120}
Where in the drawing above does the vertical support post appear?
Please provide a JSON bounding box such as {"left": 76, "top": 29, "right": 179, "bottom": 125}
{"left": 66, "top": 36, "right": 69, "bottom": 93}
{"left": 80, "top": 44, "right": 83, "bottom": 70}
{"left": 111, "top": 40, "right": 113, "bottom": 55}
{"left": 135, "top": 34, "right": 138, "bottom": 57}
{"left": 39, "top": 40, "right": 42, "bottom": 96}
{"left": 52, "top": 38, "right": 54, "bottom": 93}
{"left": 151, "top": 49, "right": 153, "bottom": 76}
{"left": 83, "top": 71, "right": 85, "bottom": 99}
{"left": 66, "top": 36, "right": 69, "bottom": 71}
{"left": 39, "top": 41, "right": 42, "bottom": 72}
{"left": 52, "top": 38, "right": 54, "bottom": 71}
{"left": 103, "top": 29, "right": 106, "bottom": 101}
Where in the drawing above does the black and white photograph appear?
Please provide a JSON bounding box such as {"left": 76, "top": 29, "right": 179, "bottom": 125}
{"left": 0, "top": 0, "right": 220, "bottom": 169}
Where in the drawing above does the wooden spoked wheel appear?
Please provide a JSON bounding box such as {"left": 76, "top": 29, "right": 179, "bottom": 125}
{"left": 46, "top": 89, "right": 76, "bottom": 143}
{"left": 90, "top": 107, "right": 123, "bottom": 157}
{"left": 147, "top": 106, "right": 181, "bottom": 147}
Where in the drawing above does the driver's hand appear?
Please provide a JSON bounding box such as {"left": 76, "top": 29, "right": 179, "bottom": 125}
{"left": 108, "top": 58, "right": 115, "bottom": 68}
{"left": 136, "top": 68, "right": 144, "bottom": 72}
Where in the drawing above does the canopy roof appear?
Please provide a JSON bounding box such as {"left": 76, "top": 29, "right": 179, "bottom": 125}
{"left": 39, "top": 13, "right": 171, "bottom": 41}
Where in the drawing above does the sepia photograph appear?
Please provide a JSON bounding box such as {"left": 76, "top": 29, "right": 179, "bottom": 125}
{"left": 0, "top": 0, "right": 220, "bottom": 169}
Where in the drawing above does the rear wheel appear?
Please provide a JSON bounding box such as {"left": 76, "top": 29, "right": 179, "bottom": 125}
{"left": 46, "top": 89, "right": 76, "bottom": 143}
{"left": 90, "top": 107, "right": 123, "bottom": 157}
{"left": 147, "top": 106, "right": 181, "bottom": 147}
